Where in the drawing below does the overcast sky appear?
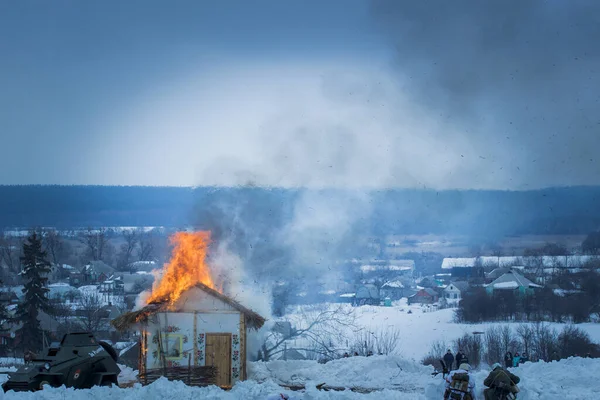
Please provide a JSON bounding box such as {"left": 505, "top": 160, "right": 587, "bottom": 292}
{"left": 1, "top": 0, "right": 598, "bottom": 189}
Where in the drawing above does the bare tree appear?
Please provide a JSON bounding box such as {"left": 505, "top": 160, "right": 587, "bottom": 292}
{"left": 500, "top": 324, "right": 517, "bottom": 354}
{"left": 374, "top": 327, "right": 402, "bottom": 355}
{"left": 483, "top": 326, "right": 503, "bottom": 366}
{"left": 350, "top": 330, "right": 376, "bottom": 356}
{"left": 0, "top": 232, "right": 24, "bottom": 282}
{"left": 531, "top": 322, "right": 558, "bottom": 362}
{"left": 42, "top": 229, "right": 65, "bottom": 265}
{"left": 117, "top": 230, "right": 138, "bottom": 270}
{"left": 422, "top": 340, "right": 448, "bottom": 366}
{"left": 77, "top": 292, "right": 106, "bottom": 334}
{"left": 79, "top": 228, "right": 109, "bottom": 262}
{"left": 516, "top": 323, "right": 535, "bottom": 355}
{"left": 50, "top": 294, "right": 73, "bottom": 325}
{"left": 138, "top": 230, "right": 156, "bottom": 261}
{"left": 454, "top": 333, "right": 482, "bottom": 368}
{"left": 262, "top": 304, "right": 357, "bottom": 360}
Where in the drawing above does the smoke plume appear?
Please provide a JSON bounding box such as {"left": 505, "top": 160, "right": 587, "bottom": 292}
{"left": 371, "top": 0, "right": 600, "bottom": 188}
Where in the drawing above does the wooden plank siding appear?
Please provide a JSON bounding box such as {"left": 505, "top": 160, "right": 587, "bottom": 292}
{"left": 205, "top": 333, "right": 232, "bottom": 387}
{"left": 240, "top": 312, "right": 246, "bottom": 380}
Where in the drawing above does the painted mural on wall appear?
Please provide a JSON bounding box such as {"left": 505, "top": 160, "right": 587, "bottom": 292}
{"left": 144, "top": 312, "right": 244, "bottom": 384}
{"left": 231, "top": 333, "right": 241, "bottom": 380}
{"left": 147, "top": 314, "right": 194, "bottom": 369}
{"left": 197, "top": 332, "right": 205, "bottom": 365}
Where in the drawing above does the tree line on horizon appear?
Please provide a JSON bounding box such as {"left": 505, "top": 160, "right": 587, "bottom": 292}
{"left": 1, "top": 185, "right": 600, "bottom": 237}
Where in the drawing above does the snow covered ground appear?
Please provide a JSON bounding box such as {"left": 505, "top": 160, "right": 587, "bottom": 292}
{"left": 289, "top": 300, "right": 600, "bottom": 361}
{"left": 1, "top": 356, "right": 598, "bottom": 399}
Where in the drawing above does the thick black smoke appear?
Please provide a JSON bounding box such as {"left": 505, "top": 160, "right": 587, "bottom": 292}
{"left": 371, "top": 0, "right": 600, "bottom": 187}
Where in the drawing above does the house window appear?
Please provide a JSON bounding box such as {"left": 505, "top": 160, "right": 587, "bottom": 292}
{"left": 160, "top": 334, "right": 184, "bottom": 360}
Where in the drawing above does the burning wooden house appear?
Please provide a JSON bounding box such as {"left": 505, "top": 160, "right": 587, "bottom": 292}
{"left": 111, "top": 231, "right": 266, "bottom": 388}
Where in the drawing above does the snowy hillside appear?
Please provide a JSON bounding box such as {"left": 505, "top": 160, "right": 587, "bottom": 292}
{"left": 1, "top": 356, "right": 598, "bottom": 399}
{"left": 281, "top": 300, "right": 600, "bottom": 361}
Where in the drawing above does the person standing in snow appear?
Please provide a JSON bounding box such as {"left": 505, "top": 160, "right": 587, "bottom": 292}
{"left": 512, "top": 352, "right": 521, "bottom": 368}
{"left": 519, "top": 352, "right": 529, "bottom": 363}
{"left": 444, "top": 363, "right": 476, "bottom": 400}
{"left": 444, "top": 349, "right": 455, "bottom": 373}
{"left": 483, "top": 363, "right": 520, "bottom": 400}
{"left": 455, "top": 350, "right": 465, "bottom": 369}
{"left": 503, "top": 351, "right": 513, "bottom": 368}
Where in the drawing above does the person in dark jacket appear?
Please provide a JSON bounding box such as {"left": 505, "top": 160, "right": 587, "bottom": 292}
{"left": 483, "top": 363, "right": 520, "bottom": 400}
{"left": 520, "top": 352, "right": 529, "bottom": 363}
{"left": 443, "top": 349, "right": 455, "bottom": 374}
{"left": 455, "top": 350, "right": 465, "bottom": 369}
{"left": 504, "top": 351, "right": 513, "bottom": 368}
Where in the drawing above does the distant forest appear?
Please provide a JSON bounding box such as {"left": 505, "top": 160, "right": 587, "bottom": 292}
{"left": 1, "top": 185, "right": 600, "bottom": 238}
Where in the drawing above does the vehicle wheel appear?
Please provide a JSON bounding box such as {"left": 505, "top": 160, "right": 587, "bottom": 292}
{"left": 39, "top": 381, "right": 50, "bottom": 390}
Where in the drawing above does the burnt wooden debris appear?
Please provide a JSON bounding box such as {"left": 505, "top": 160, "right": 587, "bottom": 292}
{"left": 139, "top": 366, "right": 217, "bottom": 387}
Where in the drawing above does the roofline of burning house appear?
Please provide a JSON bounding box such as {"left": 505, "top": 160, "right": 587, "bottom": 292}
{"left": 111, "top": 282, "right": 266, "bottom": 331}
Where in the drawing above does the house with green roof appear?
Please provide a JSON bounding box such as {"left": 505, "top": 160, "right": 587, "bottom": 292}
{"left": 485, "top": 270, "right": 542, "bottom": 296}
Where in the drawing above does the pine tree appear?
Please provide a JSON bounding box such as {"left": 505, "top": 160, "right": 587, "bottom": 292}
{"left": 15, "top": 232, "right": 52, "bottom": 353}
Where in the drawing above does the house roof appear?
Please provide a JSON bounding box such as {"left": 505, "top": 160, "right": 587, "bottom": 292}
{"left": 82, "top": 261, "right": 116, "bottom": 275}
{"left": 486, "top": 270, "right": 542, "bottom": 290}
{"left": 486, "top": 267, "right": 512, "bottom": 280}
{"left": 111, "top": 282, "right": 266, "bottom": 331}
{"left": 382, "top": 280, "right": 404, "bottom": 289}
{"left": 442, "top": 255, "right": 599, "bottom": 269}
{"left": 359, "top": 259, "right": 415, "bottom": 272}
{"left": 446, "top": 281, "right": 469, "bottom": 292}
{"left": 410, "top": 288, "right": 438, "bottom": 298}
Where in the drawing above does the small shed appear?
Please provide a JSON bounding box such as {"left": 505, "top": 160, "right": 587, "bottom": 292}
{"left": 112, "top": 282, "right": 266, "bottom": 388}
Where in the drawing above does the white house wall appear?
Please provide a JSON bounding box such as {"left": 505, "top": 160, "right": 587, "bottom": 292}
{"left": 176, "top": 287, "right": 237, "bottom": 313}
{"left": 144, "top": 312, "right": 195, "bottom": 370}
{"left": 144, "top": 311, "right": 244, "bottom": 384}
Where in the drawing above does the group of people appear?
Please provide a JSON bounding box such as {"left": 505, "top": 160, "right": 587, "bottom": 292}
{"left": 441, "top": 349, "right": 521, "bottom": 400}
{"left": 442, "top": 349, "right": 469, "bottom": 374}
{"left": 503, "top": 351, "right": 528, "bottom": 368}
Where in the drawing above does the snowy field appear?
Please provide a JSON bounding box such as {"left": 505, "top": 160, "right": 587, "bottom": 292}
{"left": 1, "top": 303, "right": 599, "bottom": 398}
{"left": 282, "top": 300, "right": 600, "bottom": 362}
{"left": 1, "top": 356, "right": 598, "bottom": 399}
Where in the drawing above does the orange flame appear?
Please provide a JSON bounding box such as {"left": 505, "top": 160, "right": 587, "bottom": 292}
{"left": 147, "top": 231, "right": 215, "bottom": 306}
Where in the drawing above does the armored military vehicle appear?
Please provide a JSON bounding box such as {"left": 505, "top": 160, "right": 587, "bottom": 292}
{"left": 3, "top": 332, "right": 121, "bottom": 392}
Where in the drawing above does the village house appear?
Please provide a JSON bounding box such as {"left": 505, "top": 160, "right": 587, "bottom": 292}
{"left": 441, "top": 258, "right": 485, "bottom": 279}
{"left": 380, "top": 280, "right": 405, "bottom": 300}
{"left": 408, "top": 288, "right": 439, "bottom": 305}
{"left": 485, "top": 270, "right": 542, "bottom": 296}
{"left": 112, "top": 282, "right": 266, "bottom": 388}
{"left": 79, "top": 261, "right": 116, "bottom": 285}
{"left": 354, "top": 284, "right": 380, "bottom": 306}
{"left": 443, "top": 281, "right": 470, "bottom": 305}
{"left": 442, "top": 255, "right": 600, "bottom": 279}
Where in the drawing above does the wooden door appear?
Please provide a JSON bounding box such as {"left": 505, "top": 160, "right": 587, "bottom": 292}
{"left": 205, "top": 333, "right": 232, "bottom": 387}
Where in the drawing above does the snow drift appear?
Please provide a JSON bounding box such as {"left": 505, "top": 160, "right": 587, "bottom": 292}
{"left": 1, "top": 356, "right": 598, "bottom": 399}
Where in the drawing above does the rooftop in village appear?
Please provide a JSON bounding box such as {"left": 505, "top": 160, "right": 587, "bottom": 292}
{"left": 442, "top": 255, "right": 599, "bottom": 269}
{"left": 486, "top": 270, "right": 543, "bottom": 290}
{"left": 111, "top": 282, "right": 266, "bottom": 331}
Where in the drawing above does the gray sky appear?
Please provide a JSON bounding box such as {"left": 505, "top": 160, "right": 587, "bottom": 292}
{"left": 0, "top": 0, "right": 598, "bottom": 189}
